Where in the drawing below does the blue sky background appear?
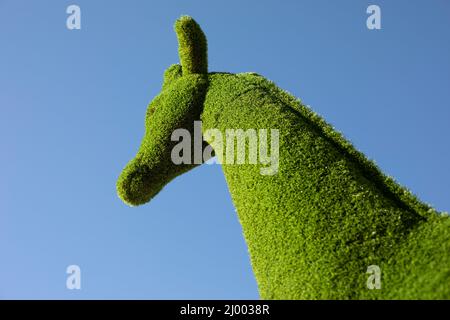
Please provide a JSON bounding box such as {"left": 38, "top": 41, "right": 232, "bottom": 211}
{"left": 1, "top": 0, "right": 449, "bottom": 299}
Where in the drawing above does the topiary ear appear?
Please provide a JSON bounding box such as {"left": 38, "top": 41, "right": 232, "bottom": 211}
{"left": 162, "top": 64, "right": 182, "bottom": 89}
{"left": 174, "top": 16, "right": 208, "bottom": 75}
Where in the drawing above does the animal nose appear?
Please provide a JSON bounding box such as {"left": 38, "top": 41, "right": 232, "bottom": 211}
{"left": 116, "top": 159, "right": 161, "bottom": 206}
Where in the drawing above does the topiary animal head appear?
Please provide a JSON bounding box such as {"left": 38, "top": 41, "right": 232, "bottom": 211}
{"left": 117, "top": 16, "right": 209, "bottom": 206}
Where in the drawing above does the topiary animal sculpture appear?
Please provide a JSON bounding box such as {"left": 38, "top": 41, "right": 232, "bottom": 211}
{"left": 117, "top": 16, "right": 450, "bottom": 299}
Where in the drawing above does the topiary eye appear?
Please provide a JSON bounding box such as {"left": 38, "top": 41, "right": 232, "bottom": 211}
{"left": 146, "top": 105, "right": 156, "bottom": 118}
{"left": 145, "top": 94, "right": 163, "bottom": 120}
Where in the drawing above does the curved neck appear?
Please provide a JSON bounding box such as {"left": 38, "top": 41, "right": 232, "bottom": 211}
{"left": 200, "top": 72, "right": 426, "bottom": 299}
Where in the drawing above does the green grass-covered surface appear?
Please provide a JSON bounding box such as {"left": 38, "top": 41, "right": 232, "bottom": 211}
{"left": 117, "top": 16, "right": 450, "bottom": 299}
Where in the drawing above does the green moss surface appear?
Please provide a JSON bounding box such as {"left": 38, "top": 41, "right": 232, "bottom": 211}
{"left": 116, "top": 70, "right": 208, "bottom": 206}
{"left": 117, "top": 16, "right": 450, "bottom": 299}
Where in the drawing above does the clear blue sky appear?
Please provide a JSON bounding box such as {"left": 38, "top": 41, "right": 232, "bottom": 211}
{"left": 1, "top": 0, "right": 449, "bottom": 299}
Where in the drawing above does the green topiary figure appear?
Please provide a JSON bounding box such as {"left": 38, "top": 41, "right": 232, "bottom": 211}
{"left": 117, "top": 16, "right": 450, "bottom": 299}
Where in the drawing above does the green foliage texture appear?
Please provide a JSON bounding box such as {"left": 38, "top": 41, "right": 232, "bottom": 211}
{"left": 117, "top": 16, "right": 450, "bottom": 299}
